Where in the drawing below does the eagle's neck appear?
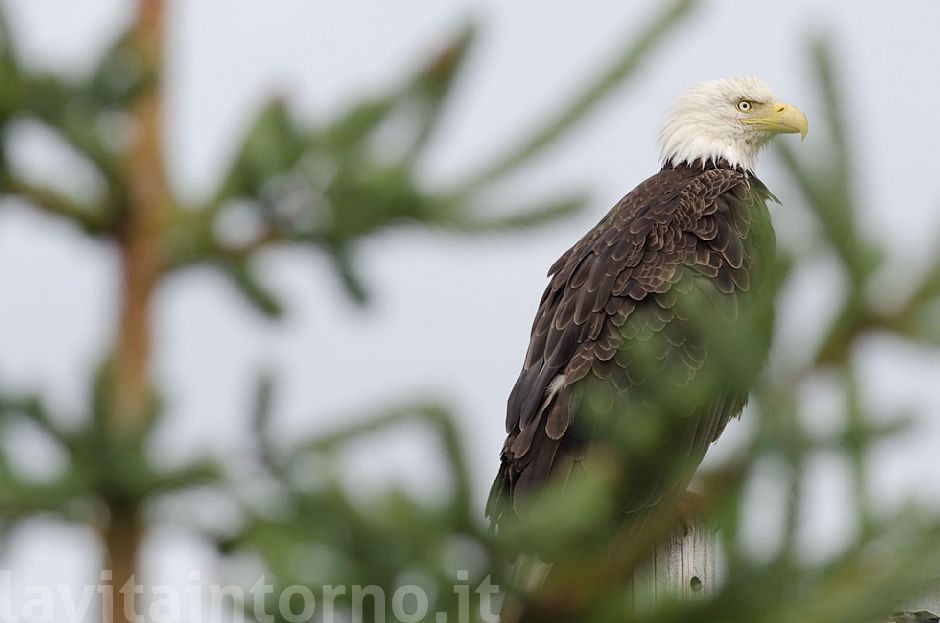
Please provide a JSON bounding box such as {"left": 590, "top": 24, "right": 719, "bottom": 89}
{"left": 659, "top": 118, "right": 769, "bottom": 172}
{"left": 661, "top": 157, "right": 748, "bottom": 174}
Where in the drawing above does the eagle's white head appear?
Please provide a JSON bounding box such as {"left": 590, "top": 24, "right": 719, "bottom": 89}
{"left": 659, "top": 76, "right": 807, "bottom": 172}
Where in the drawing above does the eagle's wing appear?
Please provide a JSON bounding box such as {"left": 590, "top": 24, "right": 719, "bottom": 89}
{"left": 487, "top": 164, "right": 775, "bottom": 532}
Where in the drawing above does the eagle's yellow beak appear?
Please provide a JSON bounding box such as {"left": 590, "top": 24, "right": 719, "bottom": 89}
{"left": 746, "top": 102, "right": 808, "bottom": 141}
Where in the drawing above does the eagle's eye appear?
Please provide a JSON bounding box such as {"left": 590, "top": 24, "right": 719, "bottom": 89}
{"left": 737, "top": 100, "right": 753, "bottom": 112}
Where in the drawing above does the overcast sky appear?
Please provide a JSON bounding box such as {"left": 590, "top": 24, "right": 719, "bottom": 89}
{"left": 2, "top": 1, "right": 940, "bottom": 618}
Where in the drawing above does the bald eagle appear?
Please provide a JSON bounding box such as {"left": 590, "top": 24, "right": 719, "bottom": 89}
{"left": 487, "top": 77, "right": 807, "bottom": 550}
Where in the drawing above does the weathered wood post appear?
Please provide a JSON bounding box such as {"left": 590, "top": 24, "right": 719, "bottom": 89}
{"left": 627, "top": 525, "right": 940, "bottom": 623}
{"left": 893, "top": 589, "right": 940, "bottom": 622}
{"left": 628, "top": 520, "right": 718, "bottom": 611}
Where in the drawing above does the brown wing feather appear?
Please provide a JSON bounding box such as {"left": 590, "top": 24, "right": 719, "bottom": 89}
{"left": 488, "top": 161, "right": 777, "bottom": 535}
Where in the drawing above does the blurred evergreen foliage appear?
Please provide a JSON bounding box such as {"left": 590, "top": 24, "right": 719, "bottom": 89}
{"left": 1, "top": 1, "right": 940, "bottom": 622}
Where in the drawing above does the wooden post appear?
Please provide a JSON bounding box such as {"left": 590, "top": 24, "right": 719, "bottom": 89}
{"left": 624, "top": 519, "right": 940, "bottom": 622}
{"left": 894, "top": 588, "right": 940, "bottom": 622}
{"left": 628, "top": 521, "right": 717, "bottom": 611}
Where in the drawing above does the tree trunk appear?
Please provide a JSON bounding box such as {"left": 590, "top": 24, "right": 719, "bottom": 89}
{"left": 104, "top": 1, "right": 167, "bottom": 621}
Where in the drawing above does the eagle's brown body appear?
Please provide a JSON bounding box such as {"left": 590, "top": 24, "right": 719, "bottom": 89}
{"left": 487, "top": 159, "right": 777, "bottom": 537}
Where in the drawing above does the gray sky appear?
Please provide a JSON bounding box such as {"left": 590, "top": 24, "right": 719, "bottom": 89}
{"left": 2, "top": 0, "right": 940, "bottom": 617}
